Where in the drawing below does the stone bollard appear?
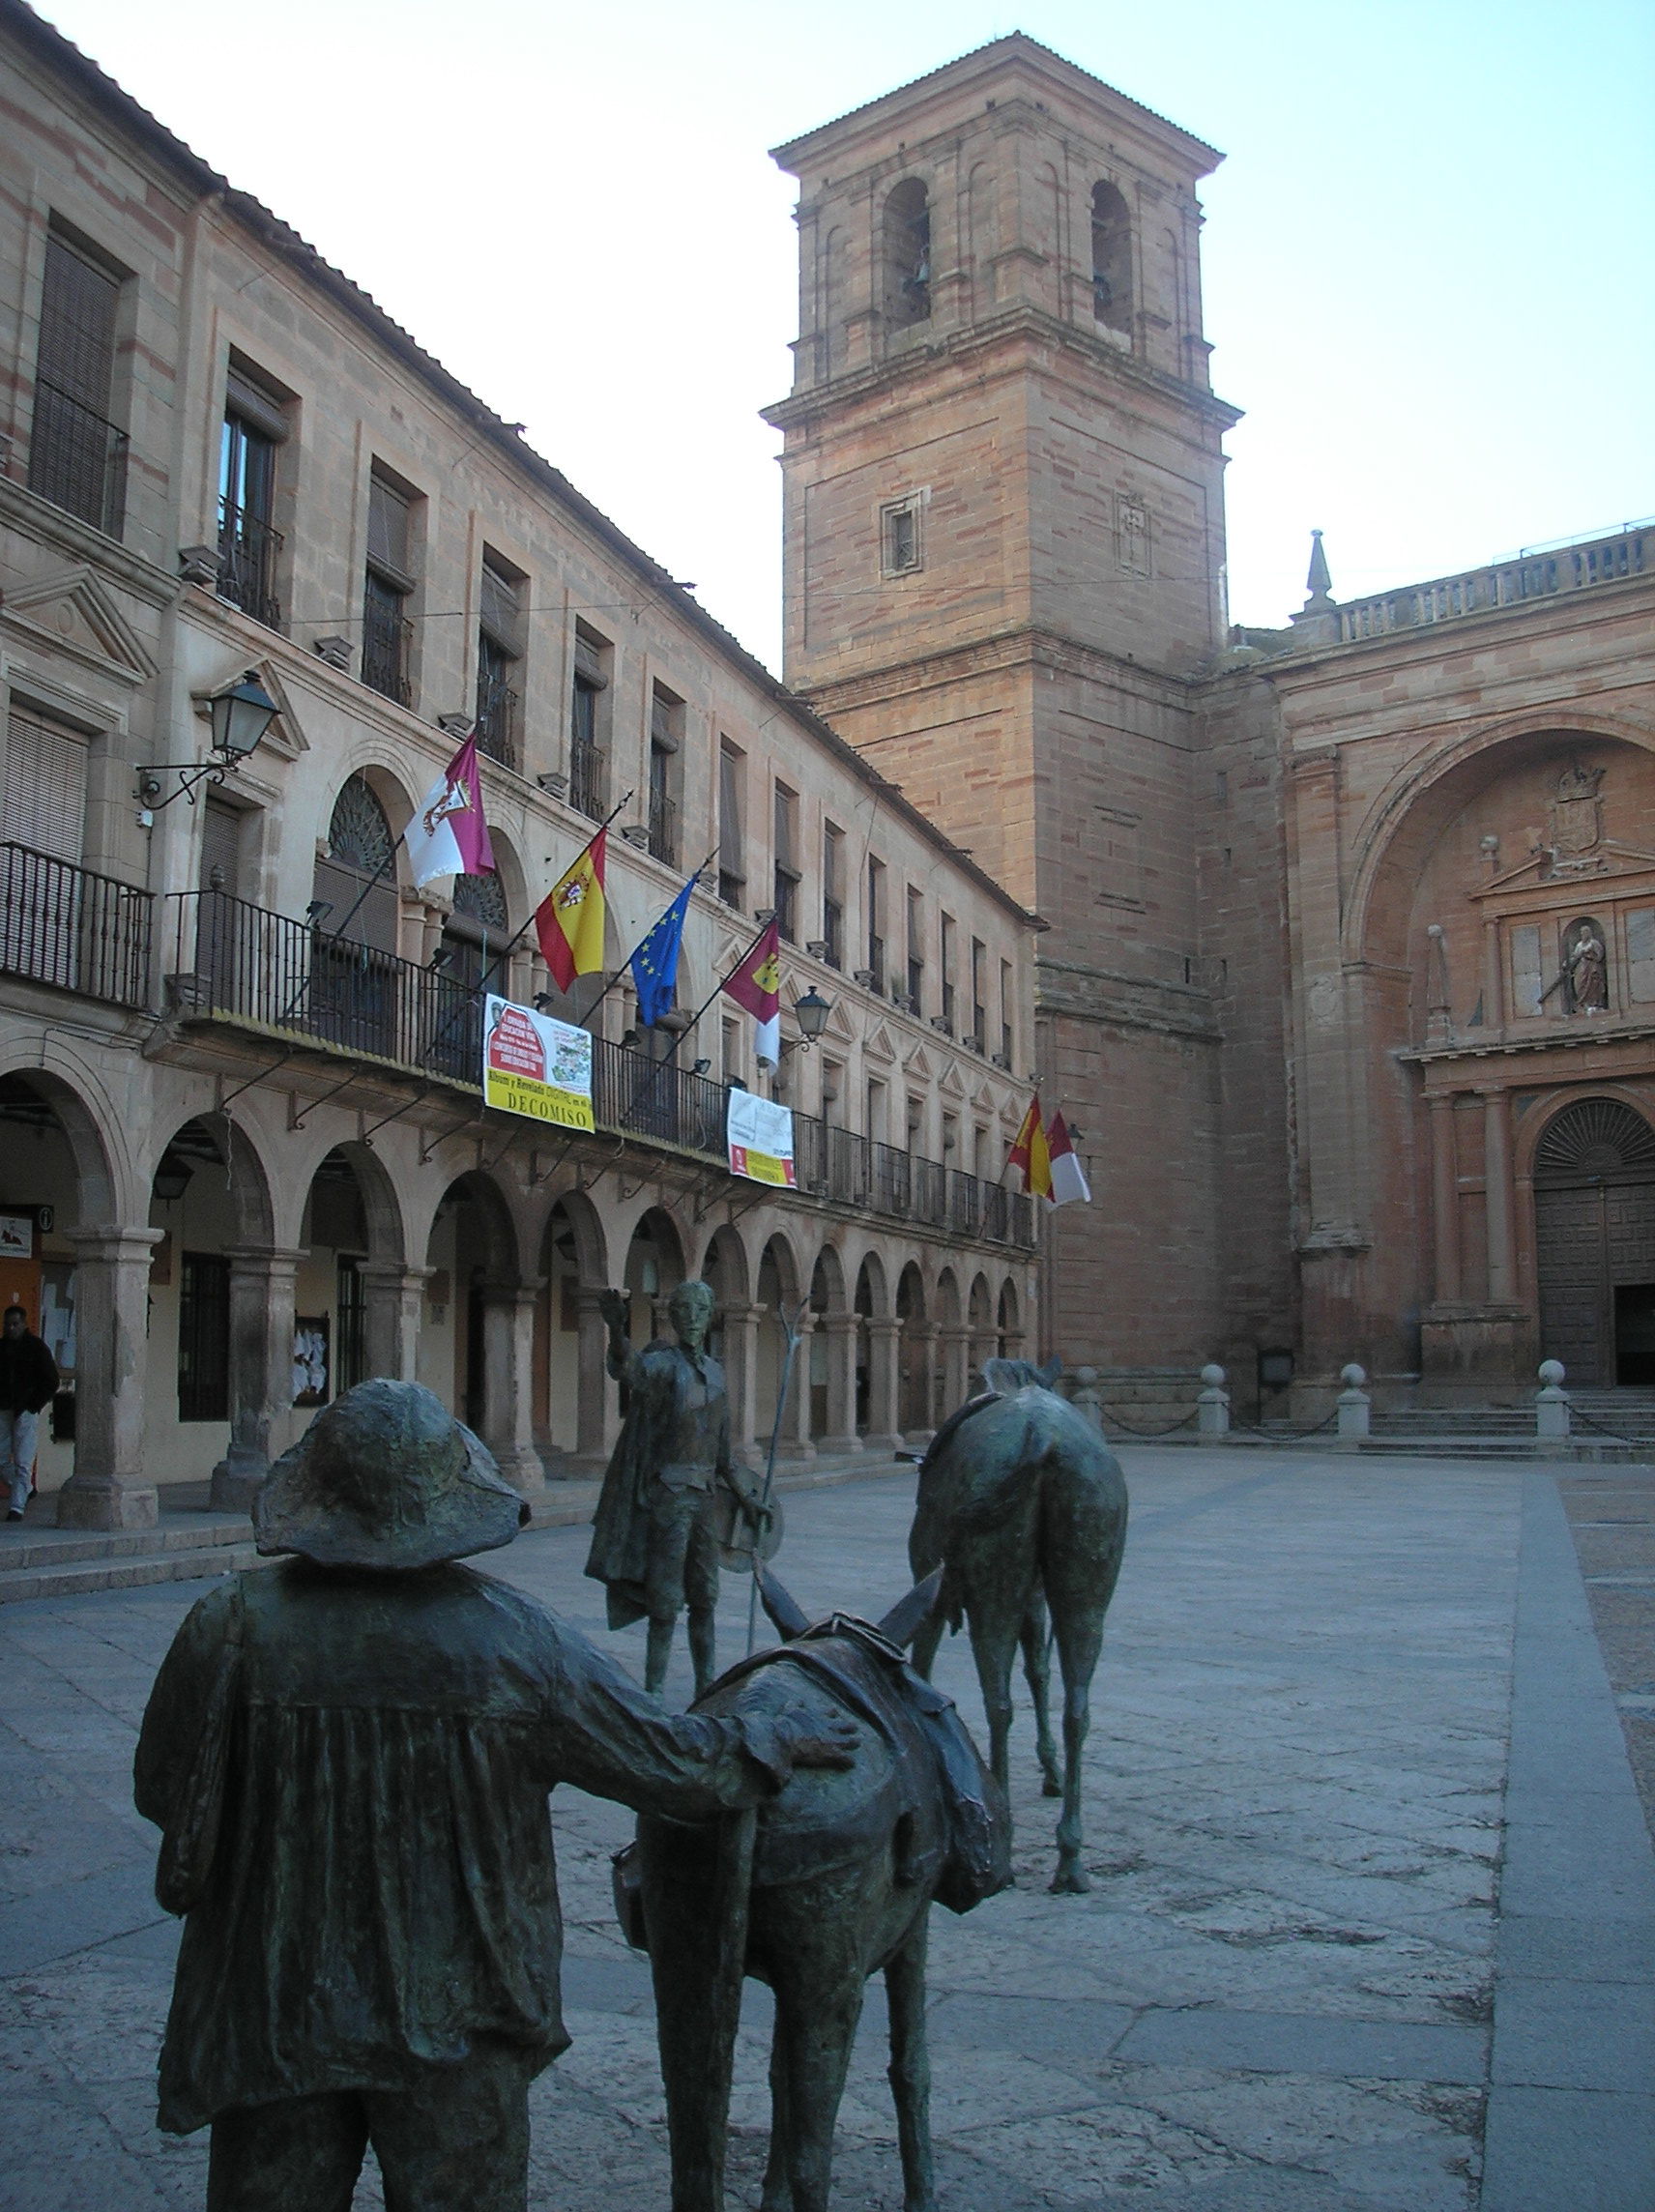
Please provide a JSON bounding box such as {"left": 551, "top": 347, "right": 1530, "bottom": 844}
{"left": 1336, "top": 1363, "right": 1371, "bottom": 1443}
{"left": 1197, "top": 1363, "right": 1231, "bottom": 1438}
{"left": 1535, "top": 1359, "right": 1571, "bottom": 1441}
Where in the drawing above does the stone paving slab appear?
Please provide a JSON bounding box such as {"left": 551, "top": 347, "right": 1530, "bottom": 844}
{"left": 0, "top": 1447, "right": 1650, "bottom": 2207}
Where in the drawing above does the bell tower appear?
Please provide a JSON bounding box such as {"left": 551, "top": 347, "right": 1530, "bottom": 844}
{"left": 766, "top": 37, "right": 1241, "bottom": 1366}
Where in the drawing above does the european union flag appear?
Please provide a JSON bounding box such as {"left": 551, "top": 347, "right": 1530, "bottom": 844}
{"left": 629, "top": 877, "right": 694, "bottom": 1028}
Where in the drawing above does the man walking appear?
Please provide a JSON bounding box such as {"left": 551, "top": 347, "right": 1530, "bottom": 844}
{"left": 0, "top": 1303, "right": 57, "bottom": 1520}
{"left": 134, "top": 1379, "right": 852, "bottom": 2212}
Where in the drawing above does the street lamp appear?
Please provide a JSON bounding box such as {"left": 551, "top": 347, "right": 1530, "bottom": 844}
{"left": 792, "top": 987, "right": 832, "bottom": 1046}
{"left": 137, "top": 669, "right": 279, "bottom": 814}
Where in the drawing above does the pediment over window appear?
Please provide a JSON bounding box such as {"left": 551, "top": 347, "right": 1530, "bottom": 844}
{"left": 863, "top": 1022, "right": 897, "bottom": 1064}
{"left": 1, "top": 565, "right": 156, "bottom": 684}
{"left": 1475, "top": 842, "right": 1655, "bottom": 899}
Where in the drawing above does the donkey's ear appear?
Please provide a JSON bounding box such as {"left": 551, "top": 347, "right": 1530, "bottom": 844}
{"left": 877, "top": 1567, "right": 944, "bottom": 1650}
{"left": 1039, "top": 1357, "right": 1063, "bottom": 1388}
{"left": 757, "top": 1566, "right": 810, "bottom": 1642}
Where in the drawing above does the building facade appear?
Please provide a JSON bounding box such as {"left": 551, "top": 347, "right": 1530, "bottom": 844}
{"left": 0, "top": 2, "right": 1041, "bottom": 1528}
{"left": 769, "top": 35, "right": 1655, "bottom": 1417}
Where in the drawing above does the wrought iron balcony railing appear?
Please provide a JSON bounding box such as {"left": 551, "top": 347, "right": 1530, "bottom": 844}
{"left": 28, "top": 379, "right": 128, "bottom": 538}
{"left": 648, "top": 788, "right": 678, "bottom": 865}
{"left": 1, "top": 844, "right": 152, "bottom": 1007}
{"left": 217, "top": 499, "right": 282, "bottom": 628}
{"left": 474, "top": 674, "right": 520, "bottom": 770}
{"left": 569, "top": 739, "right": 606, "bottom": 821}
{"left": 164, "top": 888, "right": 1034, "bottom": 1247}
{"left": 361, "top": 598, "right": 414, "bottom": 706}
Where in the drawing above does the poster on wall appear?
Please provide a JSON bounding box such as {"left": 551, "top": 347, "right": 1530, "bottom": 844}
{"left": 727, "top": 1089, "right": 797, "bottom": 1187}
{"left": 481, "top": 996, "right": 595, "bottom": 1131}
{"left": 292, "top": 1317, "right": 330, "bottom": 1407}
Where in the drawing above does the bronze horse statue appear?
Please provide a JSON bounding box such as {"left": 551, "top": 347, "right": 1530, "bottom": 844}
{"left": 616, "top": 1566, "right": 1009, "bottom": 2212}
{"left": 908, "top": 1358, "right": 1129, "bottom": 1894}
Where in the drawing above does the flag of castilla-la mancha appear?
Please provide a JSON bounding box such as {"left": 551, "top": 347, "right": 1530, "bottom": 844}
{"left": 722, "top": 917, "right": 782, "bottom": 1065}
{"left": 535, "top": 828, "right": 608, "bottom": 994}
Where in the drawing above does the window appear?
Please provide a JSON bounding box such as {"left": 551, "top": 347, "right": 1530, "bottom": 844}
{"left": 1630, "top": 910, "right": 1655, "bottom": 1003}
{"left": 314, "top": 774, "right": 397, "bottom": 952}
{"left": 29, "top": 224, "right": 128, "bottom": 536}
{"left": 822, "top": 822, "right": 844, "bottom": 968}
{"left": 1000, "top": 957, "right": 1015, "bottom": 1064}
{"left": 570, "top": 624, "right": 610, "bottom": 819}
{"left": 177, "top": 1252, "right": 230, "bottom": 1422}
{"left": 940, "top": 913, "right": 957, "bottom": 1033}
{"left": 865, "top": 857, "right": 886, "bottom": 990}
{"left": 476, "top": 552, "right": 524, "bottom": 767}
{"left": 866, "top": 1076, "right": 888, "bottom": 1147}
{"left": 717, "top": 740, "right": 746, "bottom": 908}
{"left": 971, "top": 937, "right": 987, "bottom": 1049}
{"left": 1, "top": 705, "right": 89, "bottom": 991}
{"left": 1090, "top": 181, "right": 1132, "bottom": 333}
{"left": 218, "top": 363, "right": 286, "bottom": 627}
{"left": 433, "top": 867, "right": 508, "bottom": 1079}
{"left": 721, "top": 1016, "right": 740, "bottom": 1081}
{"left": 906, "top": 887, "right": 925, "bottom": 1013}
{"left": 2, "top": 706, "right": 86, "bottom": 864}
{"left": 772, "top": 782, "right": 799, "bottom": 942}
{"left": 883, "top": 176, "right": 931, "bottom": 328}
{"left": 363, "top": 467, "right": 417, "bottom": 705}
{"left": 881, "top": 495, "right": 922, "bottom": 577}
{"left": 649, "top": 683, "right": 682, "bottom": 864}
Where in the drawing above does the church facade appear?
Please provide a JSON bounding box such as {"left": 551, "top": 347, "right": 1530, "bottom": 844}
{"left": 768, "top": 35, "right": 1655, "bottom": 1414}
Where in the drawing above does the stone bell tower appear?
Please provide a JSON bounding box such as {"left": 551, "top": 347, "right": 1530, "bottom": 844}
{"left": 766, "top": 36, "right": 1241, "bottom": 1367}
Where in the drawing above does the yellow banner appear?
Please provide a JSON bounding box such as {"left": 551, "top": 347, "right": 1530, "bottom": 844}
{"left": 482, "top": 998, "right": 595, "bottom": 1132}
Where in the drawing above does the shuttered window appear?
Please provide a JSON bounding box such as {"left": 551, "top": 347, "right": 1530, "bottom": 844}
{"left": 2, "top": 708, "right": 87, "bottom": 862}
{"left": 199, "top": 796, "right": 242, "bottom": 894}
{"left": 36, "top": 232, "right": 119, "bottom": 412}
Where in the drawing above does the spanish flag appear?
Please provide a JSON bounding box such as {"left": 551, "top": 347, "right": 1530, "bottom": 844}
{"left": 722, "top": 917, "right": 782, "bottom": 1065}
{"left": 535, "top": 827, "right": 608, "bottom": 994}
{"left": 1008, "top": 1093, "right": 1053, "bottom": 1201}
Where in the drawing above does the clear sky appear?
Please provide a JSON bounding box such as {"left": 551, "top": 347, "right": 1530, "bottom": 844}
{"left": 28, "top": 0, "right": 1655, "bottom": 671}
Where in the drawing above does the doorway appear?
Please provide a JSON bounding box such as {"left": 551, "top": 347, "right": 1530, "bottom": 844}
{"left": 1614, "top": 1285, "right": 1655, "bottom": 1385}
{"left": 1534, "top": 1098, "right": 1655, "bottom": 1384}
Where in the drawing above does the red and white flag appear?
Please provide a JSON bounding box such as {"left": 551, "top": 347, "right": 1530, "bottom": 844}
{"left": 403, "top": 732, "right": 495, "bottom": 888}
{"left": 1047, "top": 1110, "right": 1092, "bottom": 1208}
{"left": 721, "top": 919, "right": 782, "bottom": 1065}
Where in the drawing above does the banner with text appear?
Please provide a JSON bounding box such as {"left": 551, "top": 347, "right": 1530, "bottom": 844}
{"left": 726, "top": 1088, "right": 797, "bottom": 1187}
{"left": 482, "top": 996, "right": 595, "bottom": 1131}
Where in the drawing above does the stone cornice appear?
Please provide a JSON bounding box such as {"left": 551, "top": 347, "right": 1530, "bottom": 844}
{"left": 0, "top": 476, "right": 180, "bottom": 611}
{"left": 764, "top": 304, "right": 1240, "bottom": 439}
{"left": 801, "top": 624, "right": 1201, "bottom": 718}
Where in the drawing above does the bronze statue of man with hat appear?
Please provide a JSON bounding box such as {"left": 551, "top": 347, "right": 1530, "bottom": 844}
{"left": 586, "top": 1277, "right": 774, "bottom": 1700}
{"left": 133, "top": 1379, "right": 853, "bottom": 2212}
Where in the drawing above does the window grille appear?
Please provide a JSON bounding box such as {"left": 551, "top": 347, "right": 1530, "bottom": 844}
{"left": 718, "top": 741, "right": 746, "bottom": 907}
{"left": 30, "top": 232, "right": 126, "bottom": 535}
{"left": 177, "top": 1252, "right": 230, "bottom": 1422}
{"left": 822, "top": 822, "right": 844, "bottom": 968}
{"left": 772, "top": 783, "right": 799, "bottom": 942}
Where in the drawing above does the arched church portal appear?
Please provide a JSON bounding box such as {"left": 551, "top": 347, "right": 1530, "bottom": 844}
{"left": 1534, "top": 1096, "right": 1655, "bottom": 1383}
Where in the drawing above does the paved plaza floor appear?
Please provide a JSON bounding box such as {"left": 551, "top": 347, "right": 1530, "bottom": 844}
{"left": 1, "top": 1446, "right": 1651, "bottom": 2211}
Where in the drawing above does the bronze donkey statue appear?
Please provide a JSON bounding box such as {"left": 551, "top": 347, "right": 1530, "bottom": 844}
{"left": 615, "top": 1566, "right": 1009, "bottom": 2212}
{"left": 909, "top": 1358, "right": 1129, "bottom": 1894}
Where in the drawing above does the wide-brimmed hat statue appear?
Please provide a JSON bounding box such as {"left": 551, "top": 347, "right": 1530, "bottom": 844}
{"left": 255, "top": 1379, "right": 529, "bottom": 1570}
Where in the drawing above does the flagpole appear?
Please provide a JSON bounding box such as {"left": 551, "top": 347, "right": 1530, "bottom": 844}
{"left": 583, "top": 846, "right": 718, "bottom": 1029}
{"left": 654, "top": 916, "right": 776, "bottom": 1076}
{"left": 417, "top": 789, "right": 633, "bottom": 1072}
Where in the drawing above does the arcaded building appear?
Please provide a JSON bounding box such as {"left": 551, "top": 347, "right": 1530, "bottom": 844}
{"left": 768, "top": 36, "right": 1655, "bottom": 1414}
{"left": 0, "top": 2, "right": 1040, "bottom": 1528}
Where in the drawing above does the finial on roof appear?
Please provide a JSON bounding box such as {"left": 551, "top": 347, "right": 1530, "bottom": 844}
{"left": 1304, "top": 529, "right": 1334, "bottom": 608}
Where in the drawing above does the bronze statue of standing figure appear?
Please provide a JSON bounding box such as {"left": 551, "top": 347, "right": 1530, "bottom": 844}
{"left": 908, "top": 1357, "right": 1129, "bottom": 1894}
{"left": 586, "top": 1278, "right": 772, "bottom": 1698}
{"left": 132, "top": 1380, "right": 854, "bottom": 2212}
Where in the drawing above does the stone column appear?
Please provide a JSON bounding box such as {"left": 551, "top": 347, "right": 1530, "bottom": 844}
{"left": 721, "top": 1302, "right": 762, "bottom": 1467}
{"left": 211, "top": 1245, "right": 306, "bottom": 1512}
{"left": 940, "top": 1325, "right": 972, "bottom": 1421}
{"left": 1482, "top": 1088, "right": 1515, "bottom": 1303}
{"left": 1429, "top": 1092, "right": 1461, "bottom": 1302}
{"left": 479, "top": 1282, "right": 546, "bottom": 1495}
{"left": 863, "top": 1316, "right": 903, "bottom": 1451}
{"left": 904, "top": 1321, "right": 939, "bottom": 1438}
{"left": 56, "top": 1226, "right": 163, "bottom": 1529}
{"left": 574, "top": 1287, "right": 614, "bottom": 1461}
{"left": 821, "top": 1313, "right": 860, "bottom": 1455}
{"left": 360, "top": 1262, "right": 428, "bottom": 1382}
{"left": 779, "top": 1310, "right": 816, "bottom": 1460}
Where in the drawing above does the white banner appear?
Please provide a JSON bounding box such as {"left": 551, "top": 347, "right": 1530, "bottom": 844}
{"left": 481, "top": 996, "right": 595, "bottom": 1131}
{"left": 726, "top": 1089, "right": 797, "bottom": 1187}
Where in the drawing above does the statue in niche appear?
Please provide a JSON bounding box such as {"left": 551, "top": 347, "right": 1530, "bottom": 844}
{"left": 1565, "top": 917, "right": 1609, "bottom": 1014}
{"left": 1550, "top": 759, "right": 1606, "bottom": 870}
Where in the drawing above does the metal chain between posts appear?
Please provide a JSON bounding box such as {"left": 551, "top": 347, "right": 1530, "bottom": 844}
{"left": 1228, "top": 1406, "right": 1344, "bottom": 1441}
{"left": 1564, "top": 1403, "right": 1654, "bottom": 1447}
{"left": 1096, "top": 1404, "right": 1201, "bottom": 1441}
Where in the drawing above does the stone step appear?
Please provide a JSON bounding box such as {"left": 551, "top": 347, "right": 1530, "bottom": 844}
{"left": 0, "top": 1541, "right": 273, "bottom": 1604}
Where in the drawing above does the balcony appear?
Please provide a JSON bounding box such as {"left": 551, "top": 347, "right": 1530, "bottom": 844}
{"left": 1, "top": 845, "right": 151, "bottom": 1007}
{"left": 648, "top": 787, "right": 678, "bottom": 866}
{"left": 474, "top": 671, "right": 520, "bottom": 771}
{"left": 569, "top": 739, "right": 607, "bottom": 822}
{"left": 164, "top": 888, "right": 1034, "bottom": 1248}
{"left": 362, "top": 590, "right": 414, "bottom": 706}
{"left": 28, "top": 379, "right": 128, "bottom": 538}
{"left": 216, "top": 499, "right": 282, "bottom": 628}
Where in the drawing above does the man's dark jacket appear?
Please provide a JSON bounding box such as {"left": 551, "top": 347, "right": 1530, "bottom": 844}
{"left": 0, "top": 1330, "right": 58, "bottom": 1414}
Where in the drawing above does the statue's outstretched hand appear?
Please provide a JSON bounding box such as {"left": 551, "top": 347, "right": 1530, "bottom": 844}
{"left": 772, "top": 1707, "right": 858, "bottom": 1770}
{"left": 598, "top": 1289, "right": 629, "bottom": 1331}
